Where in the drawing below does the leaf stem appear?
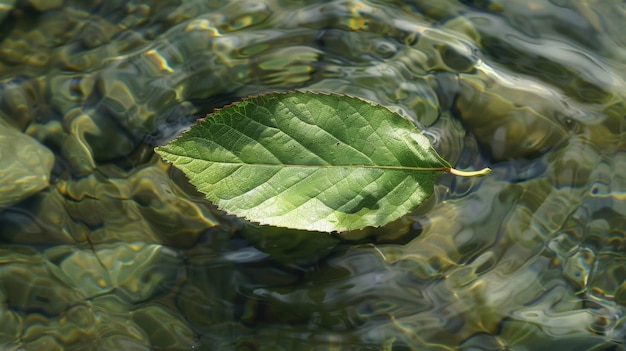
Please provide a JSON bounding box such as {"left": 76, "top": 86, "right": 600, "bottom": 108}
{"left": 446, "top": 167, "right": 491, "bottom": 177}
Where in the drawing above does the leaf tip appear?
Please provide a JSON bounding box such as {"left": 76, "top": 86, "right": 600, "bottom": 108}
{"left": 153, "top": 146, "right": 166, "bottom": 157}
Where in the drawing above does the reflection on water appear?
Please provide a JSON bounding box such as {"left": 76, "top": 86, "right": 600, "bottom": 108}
{"left": 0, "top": 0, "right": 624, "bottom": 350}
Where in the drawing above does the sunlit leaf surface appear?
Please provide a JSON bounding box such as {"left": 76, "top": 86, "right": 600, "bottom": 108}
{"left": 156, "top": 91, "right": 459, "bottom": 232}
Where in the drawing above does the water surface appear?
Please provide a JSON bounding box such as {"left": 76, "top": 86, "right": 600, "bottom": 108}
{"left": 0, "top": 0, "right": 624, "bottom": 350}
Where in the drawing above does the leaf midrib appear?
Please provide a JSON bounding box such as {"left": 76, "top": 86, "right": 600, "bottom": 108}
{"left": 171, "top": 154, "right": 449, "bottom": 172}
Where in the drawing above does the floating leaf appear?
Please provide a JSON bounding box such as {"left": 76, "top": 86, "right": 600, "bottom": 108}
{"left": 155, "top": 91, "right": 489, "bottom": 232}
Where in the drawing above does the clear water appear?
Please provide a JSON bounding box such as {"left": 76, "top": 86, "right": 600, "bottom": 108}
{"left": 0, "top": 0, "right": 624, "bottom": 350}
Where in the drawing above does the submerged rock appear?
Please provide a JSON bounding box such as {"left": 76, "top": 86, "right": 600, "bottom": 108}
{"left": 0, "top": 118, "right": 53, "bottom": 208}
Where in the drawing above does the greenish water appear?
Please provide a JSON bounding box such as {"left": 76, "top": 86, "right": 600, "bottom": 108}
{"left": 0, "top": 0, "right": 624, "bottom": 350}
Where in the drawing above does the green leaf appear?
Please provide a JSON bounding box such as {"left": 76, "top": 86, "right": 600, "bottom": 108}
{"left": 155, "top": 91, "right": 489, "bottom": 232}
